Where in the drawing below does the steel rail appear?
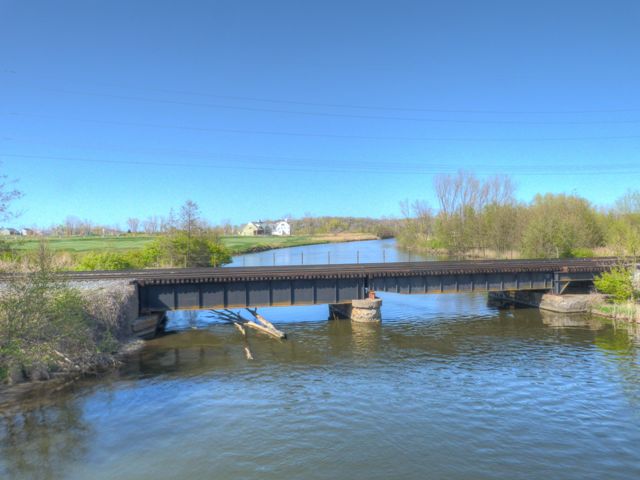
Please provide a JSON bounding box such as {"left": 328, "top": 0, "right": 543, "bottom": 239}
{"left": 36, "top": 257, "right": 621, "bottom": 284}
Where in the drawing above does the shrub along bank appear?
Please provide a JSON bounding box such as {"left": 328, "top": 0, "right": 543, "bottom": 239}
{"left": 0, "top": 248, "right": 133, "bottom": 385}
{"left": 592, "top": 266, "right": 640, "bottom": 323}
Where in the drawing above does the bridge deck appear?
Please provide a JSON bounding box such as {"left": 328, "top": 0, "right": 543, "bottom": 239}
{"left": 56, "top": 258, "right": 618, "bottom": 312}
{"left": 63, "top": 257, "right": 617, "bottom": 283}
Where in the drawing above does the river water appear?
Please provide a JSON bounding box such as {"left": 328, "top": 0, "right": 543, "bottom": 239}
{"left": 227, "top": 237, "right": 433, "bottom": 266}
{"left": 2, "top": 240, "right": 640, "bottom": 479}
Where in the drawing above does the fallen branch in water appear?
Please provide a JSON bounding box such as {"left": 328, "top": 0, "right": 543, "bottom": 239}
{"left": 244, "top": 346, "right": 254, "bottom": 360}
{"left": 245, "top": 308, "right": 287, "bottom": 339}
{"left": 209, "top": 310, "right": 255, "bottom": 360}
{"left": 211, "top": 309, "right": 286, "bottom": 340}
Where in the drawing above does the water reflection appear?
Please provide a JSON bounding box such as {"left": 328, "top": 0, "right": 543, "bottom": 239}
{"left": 0, "top": 401, "right": 90, "bottom": 480}
{"left": 540, "top": 310, "right": 606, "bottom": 330}
{"left": 349, "top": 321, "right": 383, "bottom": 357}
{"left": 2, "top": 295, "right": 640, "bottom": 479}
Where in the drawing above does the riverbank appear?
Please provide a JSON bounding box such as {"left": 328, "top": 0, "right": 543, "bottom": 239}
{"left": 397, "top": 239, "right": 615, "bottom": 260}
{"left": 0, "top": 274, "right": 144, "bottom": 389}
{"left": 221, "top": 232, "right": 379, "bottom": 254}
{"left": 0, "top": 233, "right": 381, "bottom": 271}
{"left": 6, "top": 232, "right": 379, "bottom": 255}
{"left": 0, "top": 338, "right": 145, "bottom": 411}
{"left": 591, "top": 299, "right": 640, "bottom": 323}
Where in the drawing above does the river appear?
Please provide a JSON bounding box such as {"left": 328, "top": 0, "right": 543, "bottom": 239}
{"left": 2, "top": 240, "right": 640, "bottom": 479}
{"left": 227, "top": 237, "right": 433, "bottom": 266}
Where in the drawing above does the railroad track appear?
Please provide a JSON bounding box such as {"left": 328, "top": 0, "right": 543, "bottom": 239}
{"left": 30, "top": 257, "right": 621, "bottom": 284}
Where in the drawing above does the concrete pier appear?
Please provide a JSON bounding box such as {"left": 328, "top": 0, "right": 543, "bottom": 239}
{"left": 489, "top": 290, "right": 600, "bottom": 313}
{"left": 329, "top": 298, "right": 383, "bottom": 322}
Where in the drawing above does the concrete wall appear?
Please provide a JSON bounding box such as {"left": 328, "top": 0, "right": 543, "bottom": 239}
{"left": 489, "top": 290, "right": 601, "bottom": 313}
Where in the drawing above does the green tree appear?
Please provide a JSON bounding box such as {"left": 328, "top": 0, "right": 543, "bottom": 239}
{"left": 520, "top": 193, "right": 603, "bottom": 258}
{"left": 607, "top": 218, "right": 640, "bottom": 258}
{"left": 140, "top": 229, "right": 231, "bottom": 268}
{"left": 594, "top": 267, "right": 635, "bottom": 303}
{"left": 0, "top": 244, "right": 95, "bottom": 382}
{"left": 180, "top": 200, "right": 200, "bottom": 266}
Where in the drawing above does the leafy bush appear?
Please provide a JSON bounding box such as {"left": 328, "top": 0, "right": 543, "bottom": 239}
{"left": 594, "top": 267, "right": 635, "bottom": 303}
{"left": 0, "top": 246, "right": 125, "bottom": 383}
{"left": 76, "top": 251, "right": 140, "bottom": 270}
{"left": 521, "top": 194, "right": 603, "bottom": 258}
{"left": 0, "top": 264, "right": 90, "bottom": 382}
{"left": 142, "top": 233, "right": 232, "bottom": 268}
{"left": 570, "top": 248, "right": 595, "bottom": 258}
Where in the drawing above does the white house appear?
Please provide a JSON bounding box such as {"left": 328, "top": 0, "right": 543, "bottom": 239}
{"left": 240, "top": 219, "right": 290, "bottom": 236}
{"left": 272, "top": 220, "right": 291, "bottom": 236}
{"left": 240, "top": 221, "right": 271, "bottom": 236}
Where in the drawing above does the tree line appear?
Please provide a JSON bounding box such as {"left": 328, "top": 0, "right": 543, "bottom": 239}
{"left": 397, "top": 171, "right": 639, "bottom": 259}
{"left": 289, "top": 215, "right": 400, "bottom": 238}
{"left": 76, "top": 200, "right": 232, "bottom": 270}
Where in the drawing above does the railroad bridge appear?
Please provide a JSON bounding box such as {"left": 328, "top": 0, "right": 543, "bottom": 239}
{"left": 66, "top": 258, "right": 618, "bottom": 336}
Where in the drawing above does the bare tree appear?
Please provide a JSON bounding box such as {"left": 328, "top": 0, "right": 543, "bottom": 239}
{"left": 161, "top": 208, "right": 178, "bottom": 233}
{"left": 220, "top": 218, "right": 233, "bottom": 235}
{"left": 126, "top": 217, "right": 140, "bottom": 234}
{"left": 0, "top": 170, "right": 22, "bottom": 222}
{"left": 64, "top": 216, "right": 82, "bottom": 236}
{"left": 142, "top": 216, "right": 159, "bottom": 234}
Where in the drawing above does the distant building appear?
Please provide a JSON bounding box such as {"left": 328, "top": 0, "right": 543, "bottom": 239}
{"left": 240, "top": 221, "right": 268, "bottom": 236}
{"left": 271, "top": 219, "right": 291, "bottom": 236}
{"left": 20, "top": 228, "right": 36, "bottom": 236}
{"left": 240, "top": 220, "right": 290, "bottom": 236}
{"left": 0, "top": 227, "right": 19, "bottom": 236}
{"left": 240, "top": 222, "right": 260, "bottom": 236}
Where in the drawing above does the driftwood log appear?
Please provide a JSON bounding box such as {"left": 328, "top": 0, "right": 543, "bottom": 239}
{"left": 210, "top": 309, "right": 287, "bottom": 340}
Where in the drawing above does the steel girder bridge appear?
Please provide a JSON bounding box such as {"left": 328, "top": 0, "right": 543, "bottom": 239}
{"left": 63, "top": 258, "right": 619, "bottom": 314}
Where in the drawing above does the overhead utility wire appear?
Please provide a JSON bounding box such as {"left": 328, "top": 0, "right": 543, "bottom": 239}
{"left": 4, "top": 112, "right": 640, "bottom": 142}
{"left": 3, "top": 153, "right": 640, "bottom": 177}
{"left": 3, "top": 136, "right": 640, "bottom": 171}
{"left": 133, "top": 90, "right": 640, "bottom": 115}
{"left": 46, "top": 89, "right": 640, "bottom": 125}
{"left": 3, "top": 69, "right": 638, "bottom": 114}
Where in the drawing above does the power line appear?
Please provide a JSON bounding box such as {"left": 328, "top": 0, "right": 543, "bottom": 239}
{"left": 4, "top": 69, "right": 639, "bottom": 114}
{"left": 4, "top": 136, "right": 640, "bottom": 172}
{"left": 5, "top": 111, "right": 640, "bottom": 143}
{"left": 134, "top": 90, "right": 640, "bottom": 115}
{"left": 3, "top": 153, "right": 640, "bottom": 176}
{"left": 46, "top": 89, "right": 640, "bottom": 125}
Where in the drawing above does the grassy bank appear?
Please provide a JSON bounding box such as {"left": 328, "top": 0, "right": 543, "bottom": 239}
{"left": 591, "top": 301, "right": 640, "bottom": 323}
{"left": 7, "top": 232, "right": 379, "bottom": 256}
{"left": 0, "top": 255, "right": 135, "bottom": 385}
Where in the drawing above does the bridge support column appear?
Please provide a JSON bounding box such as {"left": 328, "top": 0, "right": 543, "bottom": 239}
{"left": 488, "top": 291, "right": 595, "bottom": 313}
{"left": 131, "top": 312, "right": 166, "bottom": 339}
{"left": 329, "top": 298, "right": 382, "bottom": 322}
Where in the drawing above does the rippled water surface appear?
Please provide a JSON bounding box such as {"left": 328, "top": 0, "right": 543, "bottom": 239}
{"left": 2, "top": 241, "right": 640, "bottom": 479}
{"left": 227, "top": 238, "right": 433, "bottom": 266}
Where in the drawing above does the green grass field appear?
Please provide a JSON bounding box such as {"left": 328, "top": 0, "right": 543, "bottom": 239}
{"left": 6, "top": 233, "right": 376, "bottom": 255}
{"left": 8, "top": 236, "right": 157, "bottom": 253}
{"left": 220, "top": 235, "right": 328, "bottom": 253}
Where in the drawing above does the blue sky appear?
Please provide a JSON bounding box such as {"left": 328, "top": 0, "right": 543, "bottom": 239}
{"left": 1, "top": 0, "right": 639, "bottom": 228}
